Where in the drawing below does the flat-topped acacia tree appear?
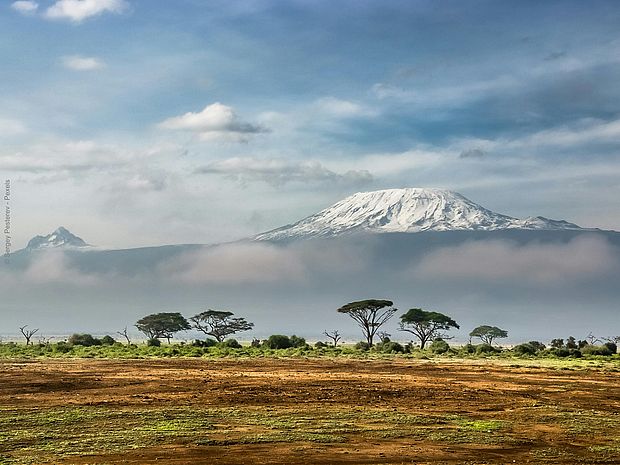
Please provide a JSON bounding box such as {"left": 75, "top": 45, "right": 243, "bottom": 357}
{"left": 135, "top": 312, "right": 190, "bottom": 344}
{"left": 190, "top": 310, "right": 254, "bottom": 342}
{"left": 398, "top": 308, "right": 459, "bottom": 349}
{"left": 469, "top": 325, "right": 508, "bottom": 346}
{"left": 337, "top": 299, "right": 396, "bottom": 346}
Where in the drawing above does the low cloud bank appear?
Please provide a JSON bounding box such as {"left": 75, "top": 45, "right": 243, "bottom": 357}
{"left": 1, "top": 233, "right": 619, "bottom": 338}
{"left": 2, "top": 234, "right": 618, "bottom": 290}
{"left": 159, "top": 243, "right": 306, "bottom": 284}
{"left": 412, "top": 235, "right": 617, "bottom": 285}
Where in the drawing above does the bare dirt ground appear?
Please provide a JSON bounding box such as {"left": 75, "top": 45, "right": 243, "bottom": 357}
{"left": 1, "top": 357, "right": 620, "bottom": 464}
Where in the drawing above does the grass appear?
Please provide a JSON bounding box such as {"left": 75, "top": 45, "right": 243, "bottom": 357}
{"left": 0, "top": 404, "right": 525, "bottom": 464}
{"left": 0, "top": 406, "right": 215, "bottom": 463}
{"left": 1, "top": 341, "right": 619, "bottom": 367}
{"left": 555, "top": 409, "right": 620, "bottom": 437}
{"left": 1, "top": 344, "right": 619, "bottom": 463}
{"left": 454, "top": 418, "right": 504, "bottom": 432}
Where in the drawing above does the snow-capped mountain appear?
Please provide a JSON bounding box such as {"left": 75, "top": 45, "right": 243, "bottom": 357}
{"left": 26, "top": 227, "right": 90, "bottom": 250}
{"left": 255, "top": 188, "right": 583, "bottom": 241}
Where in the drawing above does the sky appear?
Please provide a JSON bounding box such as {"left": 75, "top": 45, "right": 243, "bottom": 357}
{"left": 1, "top": 0, "right": 619, "bottom": 249}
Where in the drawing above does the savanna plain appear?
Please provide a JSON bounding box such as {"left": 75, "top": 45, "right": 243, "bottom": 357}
{"left": 1, "top": 354, "right": 620, "bottom": 464}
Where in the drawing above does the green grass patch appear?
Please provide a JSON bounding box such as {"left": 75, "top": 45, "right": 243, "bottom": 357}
{"left": 0, "top": 405, "right": 522, "bottom": 463}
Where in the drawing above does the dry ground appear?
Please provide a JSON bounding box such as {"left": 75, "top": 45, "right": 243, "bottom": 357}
{"left": 1, "top": 357, "right": 619, "bottom": 464}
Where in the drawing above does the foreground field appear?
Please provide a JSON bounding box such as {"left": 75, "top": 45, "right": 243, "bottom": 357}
{"left": 1, "top": 358, "right": 619, "bottom": 464}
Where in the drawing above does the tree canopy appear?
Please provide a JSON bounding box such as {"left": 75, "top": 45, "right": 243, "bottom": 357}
{"left": 399, "top": 308, "right": 459, "bottom": 349}
{"left": 469, "top": 325, "right": 508, "bottom": 345}
{"left": 337, "top": 299, "right": 396, "bottom": 346}
{"left": 135, "top": 312, "right": 190, "bottom": 343}
{"left": 190, "top": 310, "right": 254, "bottom": 342}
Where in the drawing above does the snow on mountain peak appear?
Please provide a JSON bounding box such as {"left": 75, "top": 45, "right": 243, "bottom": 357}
{"left": 26, "top": 226, "right": 90, "bottom": 250}
{"left": 254, "top": 188, "right": 582, "bottom": 241}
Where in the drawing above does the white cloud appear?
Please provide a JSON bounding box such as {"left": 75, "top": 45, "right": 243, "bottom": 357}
{"left": 102, "top": 171, "right": 168, "bottom": 193}
{"left": 11, "top": 1, "right": 38, "bottom": 14}
{"left": 45, "top": 0, "right": 128, "bottom": 22}
{"left": 0, "top": 139, "right": 159, "bottom": 173}
{"left": 159, "top": 102, "right": 267, "bottom": 143}
{"left": 0, "top": 118, "right": 27, "bottom": 136}
{"left": 195, "top": 157, "right": 374, "bottom": 187}
{"left": 313, "top": 97, "right": 376, "bottom": 118}
{"left": 124, "top": 174, "right": 166, "bottom": 191}
{"left": 348, "top": 148, "right": 448, "bottom": 177}
{"left": 250, "top": 98, "right": 377, "bottom": 142}
{"left": 412, "top": 236, "right": 617, "bottom": 285}
{"left": 452, "top": 118, "right": 620, "bottom": 159}
{"left": 62, "top": 55, "right": 106, "bottom": 71}
{"left": 156, "top": 240, "right": 370, "bottom": 286}
{"left": 517, "top": 118, "right": 620, "bottom": 148}
{"left": 22, "top": 250, "right": 100, "bottom": 286}
{"left": 160, "top": 243, "right": 306, "bottom": 284}
{"left": 371, "top": 76, "right": 518, "bottom": 108}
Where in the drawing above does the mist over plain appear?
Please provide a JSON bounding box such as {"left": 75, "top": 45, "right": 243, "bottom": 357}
{"left": 2, "top": 230, "right": 618, "bottom": 342}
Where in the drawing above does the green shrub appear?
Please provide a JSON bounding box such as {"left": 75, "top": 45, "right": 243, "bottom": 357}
{"left": 192, "top": 338, "right": 217, "bottom": 347}
{"left": 264, "top": 335, "right": 293, "bottom": 349}
{"left": 566, "top": 336, "right": 578, "bottom": 350}
{"left": 147, "top": 338, "right": 161, "bottom": 347}
{"left": 550, "top": 338, "right": 564, "bottom": 349}
{"left": 53, "top": 341, "right": 73, "bottom": 353}
{"left": 528, "top": 341, "right": 546, "bottom": 352}
{"left": 513, "top": 343, "right": 537, "bottom": 356}
{"left": 187, "top": 347, "right": 204, "bottom": 357}
{"left": 429, "top": 339, "right": 450, "bottom": 354}
{"left": 604, "top": 342, "right": 617, "bottom": 354}
{"left": 551, "top": 347, "right": 571, "bottom": 357}
{"left": 289, "top": 335, "right": 307, "bottom": 348}
{"left": 314, "top": 341, "right": 328, "bottom": 349}
{"left": 68, "top": 334, "right": 101, "bottom": 346}
{"left": 461, "top": 343, "right": 476, "bottom": 354}
{"left": 258, "top": 335, "right": 308, "bottom": 350}
{"left": 220, "top": 338, "right": 242, "bottom": 349}
{"left": 375, "top": 341, "right": 405, "bottom": 353}
{"left": 354, "top": 341, "right": 371, "bottom": 351}
{"left": 476, "top": 343, "right": 499, "bottom": 354}
{"left": 582, "top": 344, "right": 614, "bottom": 356}
{"left": 100, "top": 335, "right": 116, "bottom": 345}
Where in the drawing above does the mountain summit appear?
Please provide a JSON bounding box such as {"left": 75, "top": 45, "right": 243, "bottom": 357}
{"left": 255, "top": 188, "right": 582, "bottom": 240}
{"left": 26, "top": 227, "right": 90, "bottom": 250}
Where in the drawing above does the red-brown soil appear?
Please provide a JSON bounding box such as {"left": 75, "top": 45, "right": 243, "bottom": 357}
{"left": 1, "top": 358, "right": 619, "bottom": 464}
